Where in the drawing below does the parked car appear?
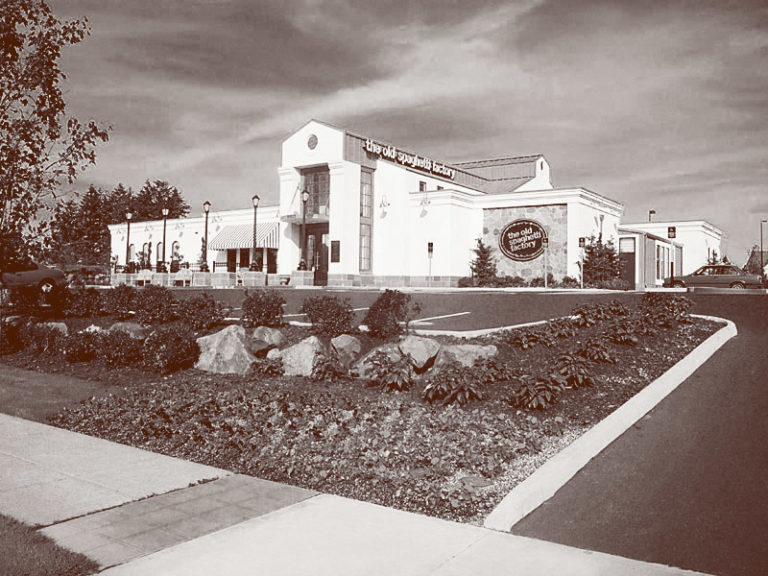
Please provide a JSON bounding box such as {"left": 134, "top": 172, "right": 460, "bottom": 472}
{"left": 0, "top": 260, "right": 68, "bottom": 293}
{"left": 665, "top": 264, "right": 763, "bottom": 289}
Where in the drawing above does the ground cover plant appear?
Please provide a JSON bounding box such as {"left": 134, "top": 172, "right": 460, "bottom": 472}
{"left": 12, "top": 293, "right": 718, "bottom": 525}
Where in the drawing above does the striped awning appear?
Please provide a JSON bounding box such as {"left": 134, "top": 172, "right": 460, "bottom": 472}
{"left": 208, "top": 223, "right": 279, "bottom": 250}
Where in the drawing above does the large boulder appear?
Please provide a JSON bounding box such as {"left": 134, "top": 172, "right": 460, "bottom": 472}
{"left": 40, "top": 322, "right": 68, "bottom": 336}
{"left": 267, "top": 335, "right": 324, "bottom": 377}
{"left": 250, "top": 326, "right": 284, "bottom": 357}
{"left": 352, "top": 342, "right": 402, "bottom": 379}
{"left": 331, "top": 334, "right": 362, "bottom": 368}
{"left": 398, "top": 335, "right": 441, "bottom": 372}
{"left": 195, "top": 325, "right": 255, "bottom": 375}
{"left": 434, "top": 343, "right": 498, "bottom": 369}
{"left": 108, "top": 321, "right": 147, "bottom": 340}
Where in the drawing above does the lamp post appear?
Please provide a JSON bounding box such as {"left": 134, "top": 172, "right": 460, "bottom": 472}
{"left": 125, "top": 212, "right": 132, "bottom": 272}
{"left": 161, "top": 207, "right": 169, "bottom": 272}
{"left": 648, "top": 209, "right": 656, "bottom": 222}
{"left": 300, "top": 189, "right": 310, "bottom": 268}
{"left": 250, "top": 194, "right": 260, "bottom": 271}
{"left": 761, "top": 218, "right": 767, "bottom": 284}
{"left": 201, "top": 201, "right": 211, "bottom": 272}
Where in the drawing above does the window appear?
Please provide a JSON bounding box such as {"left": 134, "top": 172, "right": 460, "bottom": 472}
{"left": 656, "top": 244, "right": 669, "bottom": 280}
{"left": 419, "top": 181, "right": 427, "bottom": 193}
{"left": 359, "top": 168, "right": 374, "bottom": 272}
{"left": 301, "top": 167, "right": 330, "bottom": 216}
{"left": 437, "top": 185, "right": 444, "bottom": 191}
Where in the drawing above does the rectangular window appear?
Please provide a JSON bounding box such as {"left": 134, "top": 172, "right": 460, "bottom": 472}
{"left": 359, "top": 169, "right": 373, "bottom": 272}
{"left": 301, "top": 168, "right": 330, "bottom": 216}
{"left": 419, "top": 181, "right": 427, "bottom": 192}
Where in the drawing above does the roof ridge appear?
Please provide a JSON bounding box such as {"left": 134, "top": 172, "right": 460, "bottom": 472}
{"left": 454, "top": 154, "right": 542, "bottom": 166}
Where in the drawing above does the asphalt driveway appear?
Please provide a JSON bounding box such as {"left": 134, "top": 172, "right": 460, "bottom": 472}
{"left": 511, "top": 294, "right": 768, "bottom": 576}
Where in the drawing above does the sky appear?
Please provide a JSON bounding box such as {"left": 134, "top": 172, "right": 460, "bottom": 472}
{"left": 51, "top": 0, "right": 768, "bottom": 263}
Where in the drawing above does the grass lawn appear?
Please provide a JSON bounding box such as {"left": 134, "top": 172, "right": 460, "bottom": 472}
{"left": 0, "top": 514, "right": 98, "bottom": 576}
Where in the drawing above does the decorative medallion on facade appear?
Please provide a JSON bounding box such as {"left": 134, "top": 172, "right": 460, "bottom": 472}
{"left": 307, "top": 134, "right": 318, "bottom": 150}
{"left": 499, "top": 219, "right": 548, "bottom": 261}
{"left": 363, "top": 139, "right": 456, "bottom": 180}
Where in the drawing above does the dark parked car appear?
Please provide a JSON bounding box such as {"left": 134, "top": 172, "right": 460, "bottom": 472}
{"left": 665, "top": 264, "right": 763, "bottom": 289}
{"left": 0, "top": 260, "right": 68, "bottom": 293}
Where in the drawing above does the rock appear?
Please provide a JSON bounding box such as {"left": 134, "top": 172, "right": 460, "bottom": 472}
{"left": 40, "top": 322, "right": 68, "bottom": 336}
{"left": 352, "top": 343, "right": 402, "bottom": 378}
{"left": 251, "top": 326, "right": 285, "bottom": 347}
{"left": 434, "top": 343, "right": 498, "bottom": 369}
{"left": 108, "top": 321, "right": 147, "bottom": 340}
{"left": 398, "top": 335, "right": 440, "bottom": 372}
{"left": 459, "top": 475, "right": 494, "bottom": 489}
{"left": 267, "top": 335, "right": 324, "bottom": 377}
{"left": 331, "top": 334, "right": 362, "bottom": 367}
{"left": 195, "top": 325, "right": 255, "bottom": 375}
{"left": 83, "top": 324, "right": 104, "bottom": 334}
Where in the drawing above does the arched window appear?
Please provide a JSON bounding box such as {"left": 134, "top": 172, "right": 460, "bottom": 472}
{"left": 172, "top": 241, "right": 181, "bottom": 260}
{"left": 156, "top": 242, "right": 163, "bottom": 263}
{"left": 128, "top": 244, "right": 136, "bottom": 262}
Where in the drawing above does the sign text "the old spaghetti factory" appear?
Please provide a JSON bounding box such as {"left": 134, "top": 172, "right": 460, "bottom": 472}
{"left": 363, "top": 139, "right": 456, "bottom": 180}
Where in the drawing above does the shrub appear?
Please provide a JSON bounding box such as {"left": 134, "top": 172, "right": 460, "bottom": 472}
{"left": 546, "top": 318, "right": 577, "bottom": 339}
{"left": 472, "top": 357, "right": 515, "bottom": 384}
{"left": 64, "top": 287, "right": 104, "bottom": 317}
{"left": 423, "top": 362, "right": 484, "bottom": 406}
{"left": 528, "top": 277, "right": 545, "bottom": 288}
{"left": 142, "top": 325, "right": 199, "bottom": 373}
{"left": 469, "top": 238, "right": 497, "bottom": 285}
{"left": 18, "top": 322, "right": 67, "bottom": 355}
{"left": 62, "top": 331, "right": 102, "bottom": 363}
{"left": 249, "top": 357, "right": 284, "bottom": 377}
{"left": 312, "top": 352, "right": 347, "bottom": 382}
{"left": 102, "top": 284, "right": 138, "bottom": 320}
{"left": 605, "top": 319, "right": 640, "bottom": 346}
{"left": 503, "top": 276, "right": 528, "bottom": 287}
{"left": 133, "top": 285, "right": 178, "bottom": 325}
{"left": 8, "top": 284, "right": 67, "bottom": 312}
{"left": 363, "top": 290, "right": 420, "bottom": 339}
{"left": 642, "top": 294, "right": 692, "bottom": 327}
{"left": 508, "top": 328, "right": 553, "bottom": 350}
{"left": 559, "top": 275, "right": 580, "bottom": 288}
{"left": 241, "top": 289, "right": 285, "bottom": 328}
{"left": 0, "top": 316, "right": 26, "bottom": 354}
{"left": 178, "top": 293, "right": 228, "bottom": 331}
{"left": 299, "top": 295, "right": 355, "bottom": 336}
{"left": 576, "top": 337, "right": 615, "bottom": 363}
{"left": 457, "top": 276, "right": 476, "bottom": 288}
{"left": 510, "top": 375, "right": 561, "bottom": 410}
{"left": 551, "top": 354, "right": 594, "bottom": 389}
{"left": 101, "top": 331, "right": 144, "bottom": 367}
{"left": 364, "top": 350, "right": 413, "bottom": 391}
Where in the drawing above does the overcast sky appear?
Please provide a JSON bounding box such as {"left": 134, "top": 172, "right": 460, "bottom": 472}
{"left": 52, "top": 0, "right": 768, "bottom": 262}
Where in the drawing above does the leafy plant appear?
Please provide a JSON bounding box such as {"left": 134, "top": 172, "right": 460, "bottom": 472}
{"left": 606, "top": 319, "right": 640, "bottom": 346}
{"left": 423, "top": 362, "right": 484, "bottom": 406}
{"left": 64, "top": 287, "right": 104, "bottom": 317}
{"left": 576, "top": 337, "right": 615, "bottom": 363}
{"left": 510, "top": 375, "right": 561, "bottom": 410}
{"left": 363, "top": 290, "right": 420, "bottom": 339}
{"left": 364, "top": 350, "right": 413, "bottom": 391}
{"left": 133, "top": 285, "right": 178, "bottom": 325}
{"left": 241, "top": 289, "right": 285, "bottom": 328}
{"left": 62, "top": 331, "right": 102, "bottom": 363}
{"left": 142, "top": 325, "right": 199, "bottom": 373}
{"left": 551, "top": 354, "right": 594, "bottom": 389}
{"left": 300, "top": 295, "right": 355, "bottom": 336}
{"left": 18, "top": 322, "right": 67, "bottom": 355}
{"left": 102, "top": 284, "right": 138, "bottom": 320}
{"left": 472, "top": 357, "right": 515, "bottom": 384}
{"left": 178, "top": 293, "right": 228, "bottom": 330}
{"left": 101, "top": 330, "right": 144, "bottom": 367}
{"left": 546, "top": 318, "right": 577, "bottom": 339}
{"left": 249, "top": 357, "right": 284, "bottom": 377}
{"left": 509, "top": 330, "right": 539, "bottom": 350}
{"left": 312, "top": 352, "right": 347, "bottom": 382}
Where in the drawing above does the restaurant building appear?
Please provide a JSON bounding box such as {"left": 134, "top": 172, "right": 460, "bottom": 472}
{"left": 109, "top": 119, "right": 626, "bottom": 287}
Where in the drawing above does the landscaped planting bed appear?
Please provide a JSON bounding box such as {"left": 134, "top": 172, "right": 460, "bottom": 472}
{"left": 2, "top": 289, "right": 719, "bottom": 524}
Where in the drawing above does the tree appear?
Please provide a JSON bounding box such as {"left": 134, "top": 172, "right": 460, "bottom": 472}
{"left": 469, "top": 238, "right": 497, "bottom": 284}
{"left": 105, "top": 183, "right": 134, "bottom": 225}
{"left": 132, "top": 180, "right": 189, "bottom": 222}
{"left": 582, "top": 235, "right": 622, "bottom": 286}
{"left": 0, "top": 0, "right": 109, "bottom": 267}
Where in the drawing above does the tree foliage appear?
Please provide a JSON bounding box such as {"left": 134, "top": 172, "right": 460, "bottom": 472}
{"left": 131, "top": 180, "right": 190, "bottom": 222}
{"left": 469, "top": 238, "right": 497, "bottom": 284}
{"left": 0, "top": 0, "right": 109, "bottom": 266}
{"left": 582, "top": 235, "right": 622, "bottom": 286}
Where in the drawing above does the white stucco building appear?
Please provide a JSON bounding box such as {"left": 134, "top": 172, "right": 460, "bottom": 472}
{"left": 110, "top": 119, "right": 628, "bottom": 287}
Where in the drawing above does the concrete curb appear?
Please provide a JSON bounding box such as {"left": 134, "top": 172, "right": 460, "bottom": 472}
{"left": 483, "top": 314, "right": 737, "bottom": 532}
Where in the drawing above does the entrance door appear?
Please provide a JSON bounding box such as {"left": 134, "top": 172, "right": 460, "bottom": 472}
{"left": 226, "top": 249, "right": 237, "bottom": 272}
{"left": 314, "top": 233, "right": 329, "bottom": 286}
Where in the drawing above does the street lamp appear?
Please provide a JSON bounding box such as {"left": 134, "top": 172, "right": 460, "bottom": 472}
{"left": 300, "top": 189, "right": 310, "bottom": 269}
{"left": 761, "top": 218, "right": 767, "bottom": 284}
{"left": 201, "top": 201, "right": 211, "bottom": 272}
{"left": 125, "top": 212, "right": 132, "bottom": 272}
{"left": 250, "top": 194, "right": 260, "bottom": 271}
{"left": 648, "top": 209, "right": 656, "bottom": 222}
{"left": 161, "top": 207, "right": 169, "bottom": 272}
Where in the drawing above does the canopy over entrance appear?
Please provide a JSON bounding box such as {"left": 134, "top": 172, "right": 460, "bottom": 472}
{"left": 208, "top": 223, "right": 279, "bottom": 251}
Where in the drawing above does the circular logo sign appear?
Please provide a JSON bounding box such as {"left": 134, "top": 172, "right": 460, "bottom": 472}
{"left": 307, "top": 134, "right": 318, "bottom": 150}
{"left": 498, "top": 219, "right": 548, "bottom": 261}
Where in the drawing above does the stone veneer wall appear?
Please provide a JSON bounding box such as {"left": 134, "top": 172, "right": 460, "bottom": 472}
{"left": 483, "top": 204, "right": 568, "bottom": 281}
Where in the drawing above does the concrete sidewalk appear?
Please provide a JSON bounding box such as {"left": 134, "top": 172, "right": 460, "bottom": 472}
{"left": 0, "top": 413, "right": 711, "bottom": 575}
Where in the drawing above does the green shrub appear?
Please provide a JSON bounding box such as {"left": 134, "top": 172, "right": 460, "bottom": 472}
{"left": 423, "top": 361, "right": 484, "bottom": 406}
{"left": 0, "top": 316, "right": 26, "bottom": 354}
{"left": 178, "top": 293, "right": 227, "bottom": 330}
{"left": 241, "top": 289, "right": 285, "bottom": 328}
{"left": 559, "top": 276, "right": 580, "bottom": 288}
{"left": 510, "top": 375, "right": 561, "bottom": 410}
{"left": 18, "top": 322, "right": 67, "bottom": 355}
{"left": 62, "top": 331, "right": 102, "bottom": 363}
{"left": 472, "top": 357, "right": 515, "bottom": 384}
{"left": 642, "top": 294, "right": 692, "bottom": 327}
{"left": 101, "top": 330, "right": 144, "bottom": 367}
{"left": 364, "top": 350, "right": 413, "bottom": 391}
{"left": 312, "top": 352, "right": 347, "bottom": 382}
{"left": 102, "top": 284, "right": 138, "bottom": 320}
{"left": 142, "top": 325, "right": 199, "bottom": 373}
{"left": 363, "top": 290, "right": 420, "bottom": 339}
{"left": 300, "top": 295, "right": 355, "bottom": 336}
{"left": 64, "top": 287, "right": 104, "bottom": 317}
{"left": 576, "top": 337, "right": 615, "bottom": 363}
{"left": 605, "top": 319, "right": 640, "bottom": 346}
{"left": 551, "top": 354, "right": 594, "bottom": 389}
{"left": 545, "top": 318, "right": 577, "bottom": 339}
{"left": 133, "top": 285, "right": 178, "bottom": 325}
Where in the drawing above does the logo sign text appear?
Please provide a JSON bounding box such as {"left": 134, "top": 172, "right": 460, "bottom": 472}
{"left": 363, "top": 139, "right": 456, "bottom": 180}
{"left": 499, "top": 219, "right": 548, "bottom": 262}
